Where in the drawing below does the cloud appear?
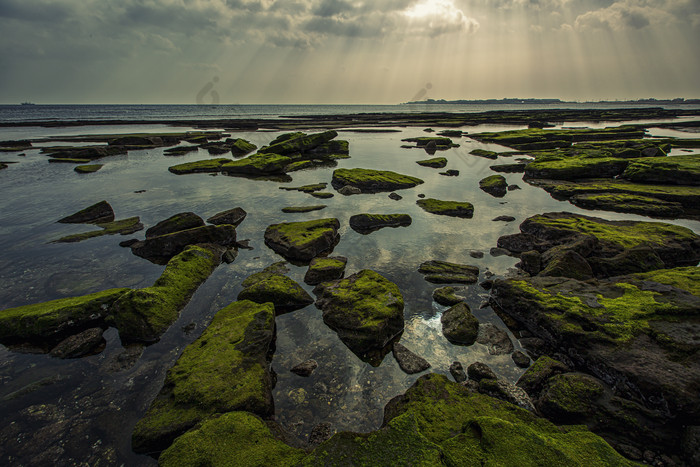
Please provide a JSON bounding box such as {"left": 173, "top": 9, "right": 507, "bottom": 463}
{"left": 573, "top": 0, "right": 698, "bottom": 31}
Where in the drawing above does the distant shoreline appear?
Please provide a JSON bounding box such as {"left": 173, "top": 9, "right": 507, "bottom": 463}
{"left": 403, "top": 98, "right": 700, "bottom": 105}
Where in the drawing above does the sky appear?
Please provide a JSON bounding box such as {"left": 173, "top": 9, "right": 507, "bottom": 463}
{"left": 0, "top": 0, "right": 699, "bottom": 104}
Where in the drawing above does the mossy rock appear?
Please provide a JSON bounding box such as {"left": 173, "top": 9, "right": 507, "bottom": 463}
{"left": 622, "top": 154, "right": 700, "bottom": 185}
{"left": 479, "top": 175, "right": 508, "bottom": 197}
{"left": 537, "top": 373, "right": 606, "bottom": 423}
{"left": 310, "top": 191, "right": 334, "bottom": 199}
{"left": 130, "top": 224, "right": 236, "bottom": 264}
{"left": 168, "top": 158, "right": 230, "bottom": 174}
{"left": 416, "top": 157, "right": 447, "bottom": 168}
{"left": 229, "top": 138, "right": 257, "bottom": 156}
{"left": 54, "top": 217, "right": 144, "bottom": 243}
{"left": 349, "top": 213, "right": 412, "bottom": 234}
{"left": 279, "top": 183, "right": 327, "bottom": 193}
{"left": 206, "top": 207, "right": 247, "bottom": 226}
{"left": 570, "top": 193, "right": 685, "bottom": 217}
{"left": 418, "top": 260, "right": 479, "bottom": 284}
{"left": 441, "top": 302, "right": 479, "bottom": 346}
{"left": 470, "top": 149, "right": 498, "bottom": 159}
{"left": 314, "top": 270, "right": 404, "bottom": 356}
{"left": 332, "top": 168, "right": 424, "bottom": 193}
{"left": 470, "top": 126, "right": 645, "bottom": 148}
{"left": 416, "top": 198, "right": 474, "bottom": 218}
{"left": 263, "top": 130, "right": 338, "bottom": 156}
{"left": 490, "top": 162, "right": 528, "bottom": 173}
{"left": 264, "top": 218, "right": 340, "bottom": 263}
{"left": 74, "top": 164, "right": 103, "bottom": 174}
{"left": 432, "top": 286, "right": 465, "bottom": 306}
{"left": 402, "top": 136, "right": 456, "bottom": 149}
{"left": 516, "top": 356, "right": 570, "bottom": 397}
{"left": 57, "top": 200, "right": 114, "bottom": 224}
{"left": 163, "top": 145, "right": 199, "bottom": 156}
{"left": 132, "top": 300, "right": 276, "bottom": 455}
{"left": 0, "top": 288, "right": 128, "bottom": 349}
{"left": 145, "top": 212, "right": 204, "bottom": 239}
{"left": 238, "top": 272, "right": 314, "bottom": 313}
{"left": 159, "top": 412, "right": 305, "bottom": 467}
{"left": 539, "top": 248, "right": 593, "bottom": 280}
{"left": 48, "top": 158, "right": 92, "bottom": 163}
{"left": 282, "top": 205, "right": 326, "bottom": 213}
{"left": 108, "top": 245, "right": 221, "bottom": 342}
{"left": 304, "top": 256, "right": 347, "bottom": 285}
{"left": 382, "top": 373, "right": 636, "bottom": 466}
{"left": 525, "top": 156, "right": 630, "bottom": 180}
{"left": 221, "top": 153, "right": 293, "bottom": 175}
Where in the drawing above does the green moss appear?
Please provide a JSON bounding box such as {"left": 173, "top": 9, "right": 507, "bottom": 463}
{"left": 159, "top": 412, "right": 305, "bottom": 467}
{"left": 539, "top": 373, "right": 605, "bottom": 419}
{"left": 282, "top": 205, "right": 326, "bottom": 213}
{"left": 525, "top": 156, "right": 630, "bottom": 180}
{"left": 221, "top": 153, "right": 293, "bottom": 175}
{"left": 402, "top": 136, "right": 455, "bottom": 147}
{"left": 470, "top": 149, "right": 499, "bottom": 159}
{"left": 622, "top": 154, "right": 700, "bottom": 185}
{"left": 108, "top": 245, "right": 220, "bottom": 342}
{"left": 0, "top": 288, "right": 128, "bottom": 343}
{"left": 332, "top": 168, "right": 424, "bottom": 192}
{"left": 230, "top": 138, "right": 257, "bottom": 156}
{"left": 471, "top": 126, "right": 645, "bottom": 148}
{"left": 264, "top": 130, "right": 338, "bottom": 155}
{"left": 168, "top": 158, "right": 230, "bottom": 174}
{"left": 48, "top": 158, "right": 92, "bottom": 163}
{"left": 279, "top": 183, "right": 327, "bottom": 193}
{"left": 571, "top": 193, "right": 684, "bottom": 217}
{"left": 432, "top": 286, "right": 464, "bottom": 306}
{"left": 54, "top": 217, "right": 143, "bottom": 243}
{"left": 266, "top": 218, "right": 339, "bottom": 247}
{"left": 74, "top": 164, "right": 103, "bottom": 173}
{"left": 309, "top": 257, "right": 346, "bottom": 270}
{"left": 416, "top": 198, "right": 474, "bottom": 218}
{"left": 418, "top": 260, "right": 479, "bottom": 284}
{"left": 311, "top": 191, "right": 334, "bottom": 199}
{"left": 237, "top": 272, "right": 313, "bottom": 313}
{"left": 416, "top": 157, "right": 447, "bottom": 168}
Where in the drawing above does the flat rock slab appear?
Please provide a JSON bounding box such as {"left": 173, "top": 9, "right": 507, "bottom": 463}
{"left": 418, "top": 260, "right": 479, "bottom": 284}
{"left": 304, "top": 256, "right": 347, "bottom": 285}
{"left": 476, "top": 323, "right": 514, "bottom": 355}
{"left": 206, "top": 207, "right": 247, "bottom": 226}
{"left": 349, "top": 213, "right": 412, "bottom": 234}
{"left": 132, "top": 300, "right": 276, "bottom": 455}
{"left": 264, "top": 218, "right": 340, "bottom": 263}
{"left": 392, "top": 342, "right": 431, "bottom": 374}
{"left": 314, "top": 269, "right": 404, "bottom": 356}
{"left": 146, "top": 212, "right": 204, "bottom": 239}
{"left": 57, "top": 200, "right": 114, "bottom": 224}
{"left": 130, "top": 224, "right": 236, "bottom": 264}
{"left": 416, "top": 199, "right": 474, "bottom": 218}
{"left": 332, "top": 168, "right": 423, "bottom": 193}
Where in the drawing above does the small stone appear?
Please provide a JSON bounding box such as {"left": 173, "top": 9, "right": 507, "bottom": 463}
{"left": 476, "top": 323, "right": 514, "bottom": 355}
{"left": 511, "top": 350, "right": 530, "bottom": 368}
{"left": 291, "top": 359, "right": 318, "bottom": 377}
{"left": 388, "top": 192, "right": 402, "bottom": 201}
{"left": 432, "top": 286, "right": 465, "bottom": 306}
{"left": 222, "top": 248, "right": 238, "bottom": 264}
{"left": 449, "top": 361, "right": 467, "bottom": 382}
{"left": 492, "top": 215, "right": 516, "bottom": 222}
{"left": 392, "top": 343, "right": 431, "bottom": 374}
{"left": 119, "top": 239, "right": 139, "bottom": 248}
{"left": 49, "top": 328, "right": 105, "bottom": 359}
{"left": 206, "top": 207, "right": 247, "bottom": 226}
{"left": 338, "top": 185, "right": 362, "bottom": 196}
{"left": 489, "top": 247, "right": 510, "bottom": 257}
{"left": 417, "top": 193, "right": 426, "bottom": 198}
{"left": 467, "top": 362, "right": 497, "bottom": 382}
{"left": 439, "top": 169, "right": 459, "bottom": 176}
{"left": 308, "top": 423, "right": 334, "bottom": 447}
{"left": 469, "top": 250, "right": 484, "bottom": 259}
{"left": 507, "top": 184, "right": 521, "bottom": 191}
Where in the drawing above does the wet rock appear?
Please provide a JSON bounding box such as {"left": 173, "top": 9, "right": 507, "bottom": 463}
{"left": 416, "top": 157, "right": 447, "bottom": 168}
{"left": 489, "top": 247, "right": 509, "bottom": 257}
{"left": 145, "top": 212, "right": 204, "bottom": 239}
{"left": 338, "top": 185, "right": 362, "bottom": 195}
{"left": 392, "top": 342, "right": 430, "bottom": 374}
{"left": 416, "top": 198, "right": 473, "bottom": 217}
{"left": 130, "top": 224, "right": 235, "bottom": 264}
{"left": 264, "top": 218, "right": 340, "bottom": 263}
{"left": 349, "top": 213, "right": 412, "bottom": 234}
{"left": 441, "top": 303, "right": 479, "bottom": 346}
{"left": 432, "top": 286, "right": 465, "bottom": 306}
{"left": 537, "top": 373, "right": 607, "bottom": 423}
{"left": 439, "top": 169, "right": 460, "bottom": 176}
{"left": 308, "top": 423, "right": 334, "bottom": 447}
{"left": 168, "top": 158, "right": 231, "bottom": 174}
{"left": 53, "top": 216, "right": 144, "bottom": 244}
{"left": 587, "top": 245, "right": 664, "bottom": 278}
{"left": 282, "top": 205, "right": 326, "bottom": 213}
{"left": 238, "top": 270, "right": 313, "bottom": 314}
{"left": 304, "top": 256, "right": 347, "bottom": 285}
{"left": 467, "top": 362, "right": 497, "bottom": 382}
{"left": 508, "top": 184, "right": 521, "bottom": 191}
{"left": 221, "top": 153, "right": 293, "bottom": 175}
{"left": 681, "top": 426, "right": 700, "bottom": 466}
{"left": 490, "top": 163, "right": 527, "bottom": 173}
{"left": 539, "top": 248, "right": 593, "bottom": 280}
{"left": 388, "top": 192, "right": 402, "bottom": 201}
{"left": 222, "top": 248, "right": 238, "bottom": 263}
{"left": 291, "top": 359, "right": 318, "bottom": 377}
{"left": 511, "top": 350, "right": 531, "bottom": 368}
{"left": 518, "top": 250, "right": 541, "bottom": 275}
{"left": 119, "top": 238, "right": 139, "bottom": 248}
{"left": 74, "top": 164, "right": 103, "bottom": 174}
{"left": 418, "top": 260, "right": 479, "bottom": 283}
{"left": 332, "top": 168, "right": 423, "bottom": 194}
{"left": 478, "top": 379, "right": 536, "bottom": 412}
{"left": 310, "top": 192, "right": 334, "bottom": 199}
{"left": 469, "top": 250, "right": 484, "bottom": 259}
{"left": 103, "top": 344, "right": 144, "bottom": 372}
{"left": 449, "top": 361, "right": 467, "bottom": 383}
{"left": 492, "top": 215, "right": 516, "bottom": 222}
{"left": 479, "top": 175, "right": 508, "bottom": 197}
{"left": 314, "top": 270, "right": 404, "bottom": 356}
{"left": 132, "top": 300, "right": 276, "bottom": 455}
{"left": 206, "top": 207, "right": 247, "bottom": 226}
{"left": 476, "top": 324, "right": 514, "bottom": 355}
{"left": 49, "top": 328, "right": 105, "bottom": 359}
{"left": 470, "top": 149, "right": 498, "bottom": 159}
{"left": 57, "top": 200, "right": 114, "bottom": 224}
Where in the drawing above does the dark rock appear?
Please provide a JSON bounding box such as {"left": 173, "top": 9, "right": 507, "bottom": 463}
{"left": 476, "top": 323, "right": 514, "bottom": 355}
{"left": 310, "top": 192, "right": 334, "bottom": 199}
{"left": 441, "top": 303, "right": 479, "bottom": 346}
{"left": 49, "top": 328, "right": 105, "bottom": 359}
{"left": 518, "top": 250, "right": 542, "bottom": 275}
{"left": 392, "top": 343, "right": 431, "bottom": 374}
{"left": 308, "top": 423, "right": 334, "bottom": 447}
{"left": 467, "top": 362, "right": 497, "bottom": 382}
{"left": 511, "top": 350, "right": 530, "bottom": 368}
{"left": 489, "top": 247, "right": 509, "bottom": 257}
{"left": 587, "top": 246, "right": 664, "bottom": 278}
{"left": 681, "top": 426, "right": 700, "bottom": 466}
{"left": 439, "top": 169, "right": 459, "bottom": 176}
{"left": 490, "top": 163, "right": 527, "bottom": 173}
{"left": 417, "top": 193, "right": 426, "bottom": 198}
{"left": 291, "top": 359, "right": 318, "bottom": 377}
{"left": 469, "top": 250, "right": 484, "bottom": 259}
{"left": 492, "top": 215, "right": 516, "bottom": 222}
{"left": 416, "top": 157, "right": 447, "bottom": 168}
{"left": 206, "top": 207, "right": 247, "bottom": 226}
{"left": 349, "top": 213, "right": 412, "bottom": 233}
{"left": 304, "top": 256, "right": 347, "bottom": 285}
{"left": 130, "top": 224, "right": 236, "bottom": 264}
{"left": 539, "top": 248, "right": 594, "bottom": 280}
{"left": 537, "top": 373, "right": 606, "bottom": 423}
{"left": 145, "top": 212, "right": 205, "bottom": 239}
{"left": 119, "top": 239, "right": 139, "bottom": 248}
{"left": 222, "top": 248, "right": 238, "bottom": 264}
{"left": 479, "top": 175, "right": 508, "bottom": 197}
{"left": 332, "top": 168, "right": 423, "bottom": 194}
{"left": 449, "top": 361, "right": 467, "bottom": 382}
{"left": 508, "top": 184, "right": 521, "bottom": 191}
{"left": 238, "top": 271, "right": 313, "bottom": 314}
{"left": 480, "top": 280, "right": 493, "bottom": 290}
{"left": 264, "top": 218, "right": 340, "bottom": 263}
{"left": 478, "top": 379, "right": 536, "bottom": 412}
{"left": 57, "top": 200, "right": 114, "bottom": 224}
{"left": 418, "top": 260, "right": 479, "bottom": 283}
{"left": 337, "top": 185, "right": 362, "bottom": 195}
{"left": 432, "top": 286, "right": 465, "bottom": 306}
{"left": 388, "top": 192, "right": 402, "bottom": 201}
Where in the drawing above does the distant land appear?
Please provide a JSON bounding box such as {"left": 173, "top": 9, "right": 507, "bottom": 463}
{"left": 403, "top": 98, "right": 700, "bottom": 105}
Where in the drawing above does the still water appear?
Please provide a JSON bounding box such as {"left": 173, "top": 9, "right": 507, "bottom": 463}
{"left": 0, "top": 120, "right": 698, "bottom": 465}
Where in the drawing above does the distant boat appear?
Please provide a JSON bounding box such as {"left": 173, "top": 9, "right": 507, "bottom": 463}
{"left": 20, "top": 102, "right": 36, "bottom": 106}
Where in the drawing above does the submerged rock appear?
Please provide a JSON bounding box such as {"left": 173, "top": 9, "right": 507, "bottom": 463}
{"left": 314, "top": 270, "right": 404, "bottom": 356}
{"left": 54, "top": 217, "right": 144, "bottom": 243}
{"left": 331, "top": 168, "right": 423, "bottom": 194}
{"left": 449, "top": 361, "right": 467, "bottom": 382}
{"left": 470, "top": 149, "right": 498, "bottom": 159}
{"left": 168, "top": 158, "right": 230, "bottom": 174}
{"left": 145, "top": 212, "right": 204, "bottom": 239}
{"left": 418, "top": 260, "right": 479, "bottom": 284}
{"left": 416, "top": 157, "right": 447, "bottom": 168}
{"left": 74, "top": 164, "right": 103, "bottom": 174}
{"left": 416, "top": 198, "right": 473, "bottom": 218}
{"left": 467, "top": 362, "right": 497, "bottom": 382}
{"left": 432, "top": 286, "right": 465, "bottom": 306}
{"left": 49, "top": 327, "right": 105, "bottom": 359}
{"left": 221, "top": 153, "right": 293, "bottom": 176}
{"left": 441, "top": 303, "right": 479, "bottom": 346}
{"left": 304, "top": 256, "right": 347, "bottom": 285}
{"left": 57, "top": 200, "right": 114, "bottom": 224}
{"left": 132, "top": 300, "right": 276, "bottom": 456}
{"left": 264, "top": 218, "right": 340, "bottom": 263}
{"left": 291, "top": 359, "right": 318, "bottom": 377}
{"left": 349, "top": 213, "right": 412, "bottom": 234}
{"left": 282, "top": 205, "right": 326, "bottom": 213}
{"left": 392, "top": 342, "right": 431, "bottom": 374}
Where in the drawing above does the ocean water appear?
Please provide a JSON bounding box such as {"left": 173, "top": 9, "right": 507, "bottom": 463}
{"left": 0, "top": 107, "right": 699, "bottom": 465}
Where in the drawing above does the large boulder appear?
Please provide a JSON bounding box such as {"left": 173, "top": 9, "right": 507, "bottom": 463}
{"left": 314, "top": 270, "right": 404, "bottom": 357}
{"left": 440, "top": 303, "right": 479, "bottom": 346}
{"left": 264, "top": 218, "right": 340, "bottom": 263}
{"left": 132, "top": 300, "right": 276, "bottom": 456}
{"left": 130, "top": 224, "right": 236, "bottom": 264}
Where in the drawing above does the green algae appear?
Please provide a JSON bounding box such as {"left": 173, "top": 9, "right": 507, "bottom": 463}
{"left": 571, "top": 193, "right": 684, "bottom": 217}
{"left": 470, "top": 149, "right": 499, "bottom": 159}
{"left": 263, "top": 130, "right": 338, "bottom": 155}
{"left": 416, "top": 157, "right": 447, "bottom": 168}
{"left": 416, "top": 198, "right": 474, "bottom": 218}
{"left": 132, "top": 300, "right": 276, "bottom": 455}
{"left": 0, "top": 288, "right": 128, "bottom": 344}
{"left": 159, "top": 412, "right": 305, "bottom": 467}
{"left": 229, "top": 138, "right": 257, "bottom": 156}
{"left": 74, "top": 164, "right": 103, "bottom": 174}
{"left": 538, "top": 373, "right": 605, "bottom": 420}
{"left": 418, "top": 260, "right": 479, "bottom": 284}
{"left": 479, "top": 175, "right": 508, "bottom": 197}
{"left": 54, "top": 217, "right": 143, "bottom": 243}
{"left": 432, "top": 286, "right": 464, "bottom": 306}
{"left": 471, "top": 126, "right": 645, "bottom": 148}
{"left": 108, "top": 245, "right": 220, "bottom": 342}
{"left": 221, "top": 153, "right": 293, "bottom": 175}
{"left": 525, "top": 156, "right": 630, "bottom": 180}
{"left": 168, "top": 158, "right": 230, "bottom": 174}
{"left": 238, "top": 272, "right": 313, "bottom": 313}
{"left": 622, "top": 154, "right": 700, "bottom": 185}
{"left": 332, "top": 168, "right": 424, "bottom": 192}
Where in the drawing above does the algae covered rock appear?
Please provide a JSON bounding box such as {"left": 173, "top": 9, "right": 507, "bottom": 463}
{"left": 130, "top": 224, "right": 236, "bottom": 264}
{"left": 441, "top": 302, "right": 479, "bottom": 346}
{"left": 622, "top": 154, "right": 700, "bottom": 185}
{"left": 479, "top": 175, "right": 508, "bottom": 197}
{"left": 314, "top": 270, "right": 404, "bottom": 356}
{"left": 418, "top": 260, "right": 479, "bottom": 284}
{"left": 282, "top": 205, "right": 326, "bottom": 213}
{"left": 221, "top": 153, "right": 293, "bottom": 176}
{"left": 159, "top": 412, "right": 305, "bottom": 467}
{"left": 74, "top": 164, "right": 103, "bottom": 174}
{"left": 332, "top": 168, "right": 423, "bottom": 194}
{"left": 348, "top": 213, "right": 412, "bottom": 234}
{"left": 238, "top": 271, "right": 313, "bottom": 314}
{"left": 416, "top": 198, "right": 474, "bottom": 218}
{"left": 57, "top": 200, "right": 114, "bottom": 224}
{"left": 109, "top": 245, "right": 221, "bottom": 342}
{"left": 132, "top": 300, "right": 276, "bottom": 455}
{"left": 49, "top": 327, "right": 106, "bottom": 359}
{"left": 570, "top": 192, "right": 684, "bottom": 217}
{"left": 168, "top": 157, "right": 230, "bottom": 174}
{"left": 536, "top": 373, "right": 606, "bottom": 423}
{"left": 145, "top": 212, "right": 204, "bottom": 239}
{"left": 264, "top": 218, "right": 340, "bottom": 263}
{"left": 416, "top": 157, "right": 447, "bottom": 168}
{"left": 54, "top": 217, "right": 144, "bottom": 243}
{"left": 517, "top": 355, "right": 570, "bottom": 396}
{"left": 304, "top": 256, "right": 347, "bottom": 285}
{"left": 432, "top": 286, "right": 465, "bottom": 306}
